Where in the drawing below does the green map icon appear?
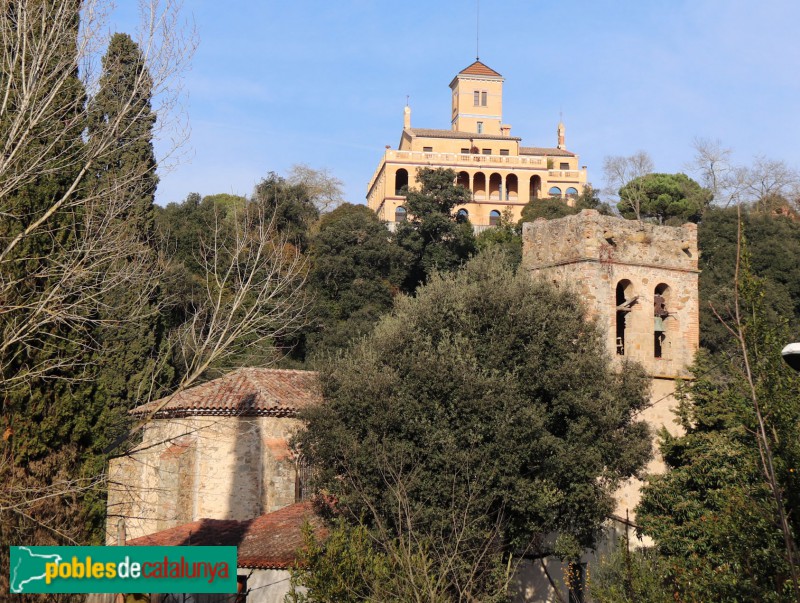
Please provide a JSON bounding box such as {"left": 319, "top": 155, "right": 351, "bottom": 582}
{"left": 8, "top": 545, "right": 237, "bottom": 594}
{"left": 10, "top": 546, "right": 63, "bottom": 593}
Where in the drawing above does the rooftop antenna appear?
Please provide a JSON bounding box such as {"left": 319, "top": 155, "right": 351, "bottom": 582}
{"left": 476, "top": 0, "right": 480, "bottom": 60}
{"left": 406, "top": 95, "right": 410, "bottom": 107}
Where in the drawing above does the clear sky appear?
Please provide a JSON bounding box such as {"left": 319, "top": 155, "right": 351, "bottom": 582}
{"left": 112, "top": 1, "right": 800, "bottom": 207}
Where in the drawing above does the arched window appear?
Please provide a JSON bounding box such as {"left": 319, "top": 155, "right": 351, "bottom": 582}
{"left": 489, "top": 210, "right": 501, "bottom": 226}
{"left": 395, "top": 169, "right": 408, "bottom": 196}
{"left": 616, "top": 280, "right": 635, "bottom": 356}
{"left": 489, "top": 173, "right": 502, "bottom": 200}
{"left": 456, "top": 171, "right": 470, "bottom": 192}
{"left": 566, "top": 187, "right": 579, "bottom": 198}
{"left": 654, "top": 283, "right": 671, "bottom": 358}
{"left": 548, "top": 186, "right": 562, "bottom": 198}
{"left": 456, "top": 208, "right": 469, "bottom": 223}
{"left": 506, "top": 174, "right": 518, "bottom": 200}
{"left": 473, "top": 173, "right": 486, "bottom": 200}
{"left": 395, "top": 206, "right": 407, "bottom": 223}
{"left": 529, "top": 175, "right": 541, "bottom": 200}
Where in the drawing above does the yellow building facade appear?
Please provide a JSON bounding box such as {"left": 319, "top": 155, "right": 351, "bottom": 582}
{"left": 366, "top": 60, "right": 588, "bottom": 228}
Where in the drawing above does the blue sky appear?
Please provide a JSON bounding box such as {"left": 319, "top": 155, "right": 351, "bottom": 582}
{"left": 113, "top": 1, "right": 800, "bottom": 206}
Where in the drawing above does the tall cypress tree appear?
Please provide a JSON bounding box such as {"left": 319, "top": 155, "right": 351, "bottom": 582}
{"left": 89, "top": 32, "right": 159, "bottom": 239}
{"left": 81, "top": 33, "right": 164, "bottom": 523}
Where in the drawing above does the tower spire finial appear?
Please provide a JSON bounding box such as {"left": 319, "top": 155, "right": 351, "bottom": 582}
{"left": 476, "top": 0, "right": 480, "bottom": 60}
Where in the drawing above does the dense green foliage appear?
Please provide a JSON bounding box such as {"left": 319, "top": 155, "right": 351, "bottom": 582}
{"left": 634, "top": 263, "right": 800, "bottom": 601}
{"left": 305, "top": 203, "right": 409, "bottom": 359}
{"left": 698, "top": 206, "right": 800, "bottom": 354}
{"left": 287, "top": 519, "right": 510, "bottom": 603}
{"left": 1, "top": 19, "right": 167, "bottom": 596}
{"left": 518, "top": 184, "right": 612, "bottom": 223}
{"left": 475, "top": 210, "right": 522, "bottom": 268}
{"left": 590, "top": 540, "right": 673, "bottom": 603}
{"left": 7, "top": 30, "right": 163, "bottom": 537}
{"left": 296, "top": 252, "right": 652, "bottom": 597}
{"left": 618, "top": 173, "right": 711, "bottom": 224}
{"left": 395, "top": 167, "right": 476, "bottom": 292}
{"left": 252, "top": 172, "right": 319, "bottom": 251}
{"left": 89, "top": 33, "right": 158, "bottom": 239}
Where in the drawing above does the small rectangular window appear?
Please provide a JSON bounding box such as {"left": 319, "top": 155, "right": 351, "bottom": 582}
{"left": 481, "top": 91, "right": 488, "bottom": 106}
{"left": 460, "top": 148, "right": 470, "bottom": 154}
{"left": 482, "top": 148, "right": 491, "bottom": 155}
{"left": 500, "top": 149, "right": 509, "bottom": 156}
{"left": 473, "top": 91, "right": 480, "bottom": 106}
{"left": 560, "top": 162, "right": 570, "bottom": 170}
{"left": 477, "top": 121, "right": 483, "bottom": 134}
{"left": 423, "top": 146, "right": 433, "bottom": 152}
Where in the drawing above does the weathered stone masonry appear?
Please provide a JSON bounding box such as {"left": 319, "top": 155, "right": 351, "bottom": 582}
{"left": 522, "top": 209, "right": 700, "bottom": 516}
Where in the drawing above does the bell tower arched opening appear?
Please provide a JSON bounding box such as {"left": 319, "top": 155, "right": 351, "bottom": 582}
{"left": 616, "top": 280, "right": 635, "bottom": 355}
{"left": 654, "top": 283, "right": 671, "bottom": 358}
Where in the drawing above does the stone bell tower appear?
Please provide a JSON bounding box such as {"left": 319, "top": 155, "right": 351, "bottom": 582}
{"left": 521, "top": 209, "right": 700, "bottom": 515}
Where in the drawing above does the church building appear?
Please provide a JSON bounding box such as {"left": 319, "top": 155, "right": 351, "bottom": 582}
{"left": 366, "top": 60, "right": 588, "bottom": 228}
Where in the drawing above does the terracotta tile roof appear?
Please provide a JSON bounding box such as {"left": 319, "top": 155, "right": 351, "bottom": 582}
{"left": 127, "top": 502, "right": 328, "bottom": 570}
{"left": 408, "top": 128, "right": 521, "bottom": 142}
{"left": 458, "top": 60, "right": 502, "bottom": 78}
{"left": 131, "top": 368, "right": 321, "bottom": 418}
{"left": 520, "top": 146, "right": 576, "bottom": 158}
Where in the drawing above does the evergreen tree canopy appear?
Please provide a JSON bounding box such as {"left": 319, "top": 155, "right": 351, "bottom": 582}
{"left": 252, "top": 172, "right": 319, "bottom": 251}
{"left": 394, "top": 167, "right": 476, "bottom": 292}
{"left": 618, "top": 173, "right": 711, "bottom": 225}
{"left": 518, "top": 184, "right": 612, "bottom": 224}
{"left": 636, "top": 253, "right": 800, "bottom": 601}
{"left": 698, "top": 206, "right": 800, "bottom": 354}
{"left": 475, "top": 209, "right": 522, "bottom": 268}
{"left": 297, "top": 252, "right": 652, "bottom": 573}
{"left": 305, "top": 203, "right": 409, "bottom": 358}
{"left": 89, "top": 32, "right": 158, "bottom": 240}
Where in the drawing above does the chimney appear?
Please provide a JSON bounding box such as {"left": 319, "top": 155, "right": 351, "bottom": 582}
{"left": 557, "top": 121, "right": 566, "bottom": 150}
{"left": 403, "top": 105, "right": 411, "bottom": 130}
{"left": 501, "top": 124, "right": 511, "bottom": 137}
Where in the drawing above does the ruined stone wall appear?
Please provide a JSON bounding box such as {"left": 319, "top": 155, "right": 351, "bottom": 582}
{"left": 521, "top": 209, "right": 699, "bottom": 379}
{"left": 106, "top": 414, "right": 304, "bottom": 543}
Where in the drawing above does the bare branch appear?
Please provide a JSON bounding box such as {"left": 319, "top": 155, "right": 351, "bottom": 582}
{"left": 602, "top": 151, "right": 653, "bottom": 220}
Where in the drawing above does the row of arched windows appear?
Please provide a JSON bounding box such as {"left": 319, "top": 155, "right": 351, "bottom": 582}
{"left": 395, "top": 206, "right": 502, "bottom": 226}
{"left": 616, "top": 280, "right": 672, "bottom": 359}
{"left": 549, "top": 186, "right": 580, "bottom": 198}
{"left": 394, "top": 168, "right": 578, "bottom": 200}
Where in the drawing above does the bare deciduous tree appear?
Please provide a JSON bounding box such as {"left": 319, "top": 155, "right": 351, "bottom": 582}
{"left": 167, "top": 204, "right": 309, "bottom": 391}
{"left": 0, "top": 0, "right": 196, "bottom": 392}
{"left": 686, "top": 137, "right": 734, "bottom": 201}
{"left": 287, "top": 163, "right": 345, "bottom": 213}
{"left": 687, "top": 138, "right": 800, "bottom": 210}
{"left": 602, "top": 151, "right": 654, "bottom": 220}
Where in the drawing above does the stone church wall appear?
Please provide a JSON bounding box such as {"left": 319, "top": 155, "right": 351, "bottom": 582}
{"left": 106, "top": 415, "right": 304, "bottom": 543}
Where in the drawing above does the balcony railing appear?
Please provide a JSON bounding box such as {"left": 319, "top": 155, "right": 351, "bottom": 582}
{"left": 385, "top": 149, "right": 546, "bottom": 168}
